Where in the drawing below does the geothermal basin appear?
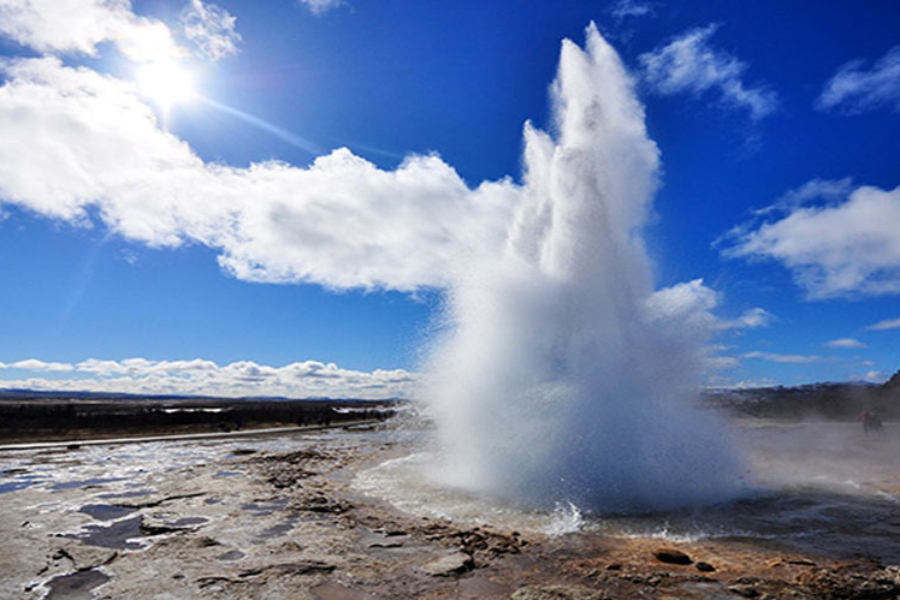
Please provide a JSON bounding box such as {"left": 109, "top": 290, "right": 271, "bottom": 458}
{"left": 3, "top": 417, "right": 900, "bottom": 600}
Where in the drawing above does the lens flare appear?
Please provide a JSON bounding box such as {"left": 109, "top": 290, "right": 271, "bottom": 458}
{"left": 135, "top": 61, "right": 195, "bottom": 112}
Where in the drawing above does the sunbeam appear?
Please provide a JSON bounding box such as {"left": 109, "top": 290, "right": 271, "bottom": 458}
{"left": 198, "top": 96, "right": 323, "bottom": 156}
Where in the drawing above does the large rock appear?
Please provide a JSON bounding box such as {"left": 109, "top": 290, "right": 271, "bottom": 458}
{"left": 653, "top": 547, "right": 693, "bottom": 565}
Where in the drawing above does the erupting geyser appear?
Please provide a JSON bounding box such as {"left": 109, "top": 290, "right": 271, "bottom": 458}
{"left": 423, "top": 24, "right": 746, "bottom": 513}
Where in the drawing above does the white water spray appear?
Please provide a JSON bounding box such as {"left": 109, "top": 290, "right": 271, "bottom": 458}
{"left": 424, "top": 24, "right": 746, "bottom": 513}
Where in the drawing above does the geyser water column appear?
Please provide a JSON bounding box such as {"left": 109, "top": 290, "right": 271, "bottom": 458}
{"left": 424, "top": 24, "right": 746, "bottom": 513}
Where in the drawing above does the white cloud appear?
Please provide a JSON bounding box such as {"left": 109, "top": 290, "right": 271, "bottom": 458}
{"left": 0, "top": 0, "right": 183, "bottom": 62}
{"left": 299, "top": 0, "right": 343, "bottom": 16}
{"left": 742, "top": 351, "right": 825, "bottom": 364}
{"left": 705, "top": 354, "right": 740, "bottom": 370}
{"left": 181, "top": 0, "right": 240, "bottom": 61}
{"left": 0, "top": 356, "right": 415, "bottom": 398}
{"left": 644, "top": 280, "right": 769, "bottom": 378}
{"left": 646, "top": 279, "right": 771, "bottom": 334}
{"left": 825, "top": 338, "right": 866, "bottom": 349}
{"left": 0, "top": 358, "right": 75, "bottom": 371}
{"left": 722, "top": 307, "right": 773, "bottom": 330}
{"left": 753, "top": 177, "right": 854, "bottom": 216}
{"left": 0, "top": 0, "right": 241, "bottom": 63}
{"left": 609, "top": 0, "right": 655, "bottom": 21}
{"left": 0, "top": 57, "right": 520, "bottom": 291}
{"left": 76, "top": 357, "right": 219, "bottom": 376}
{"left": 849, "top": 370, "right": 886, "bottom": 383}
{"left": 646, "top": 278, "right": 720, "bottom": 333}
{"left": 817, "top": 46, "right": 900, "bottom": 114}
{"left": 0, "top": 8, "right": 784, "bottom": 314}
{"left": 723, "top": 182, "right": 900, "bottom": 298}
{"left": 866, "top": 317, "right": 900, "bottom": 331}
{"left": 639, "top": 25, "right": 778, "bottom": 120}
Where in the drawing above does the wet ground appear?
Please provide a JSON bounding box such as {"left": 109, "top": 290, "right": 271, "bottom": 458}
{"left": 2, "top": 420, "right": 900, "bottom": 599}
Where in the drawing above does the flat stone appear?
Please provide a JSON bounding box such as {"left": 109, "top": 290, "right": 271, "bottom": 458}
{"left": 420, "top": 552, "right": 474, "bottom": 577}
{"left": 511, "top": 584, "right": 608, "bottom": 600}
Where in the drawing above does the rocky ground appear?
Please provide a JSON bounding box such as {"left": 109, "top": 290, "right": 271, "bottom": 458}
{"left": 2, "top": 425, "right": 899, "bottom": 600}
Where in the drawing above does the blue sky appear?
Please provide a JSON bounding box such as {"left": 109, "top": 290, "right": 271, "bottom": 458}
{"left": 0, "top": 0, "right": 898, "bottom": 396}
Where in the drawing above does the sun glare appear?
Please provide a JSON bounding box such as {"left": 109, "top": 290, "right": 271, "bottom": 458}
{"left": 135, "top": 61, "right": 195, "bottom": 112}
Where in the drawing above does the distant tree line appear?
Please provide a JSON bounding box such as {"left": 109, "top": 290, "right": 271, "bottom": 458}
{"left": 0, "top": 398, "right": 398, "bottom": 439}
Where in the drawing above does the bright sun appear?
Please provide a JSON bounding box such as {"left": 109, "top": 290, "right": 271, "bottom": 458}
{"left": 135, "top": 61, "right": 195, "bottom": 111}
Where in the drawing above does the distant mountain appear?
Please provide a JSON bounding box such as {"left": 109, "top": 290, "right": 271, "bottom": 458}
{"left": 0, "top": 388, "right": 200, "bottom": 400}
{"left": 0, "top": 388, "right": 404, "bottom": 404}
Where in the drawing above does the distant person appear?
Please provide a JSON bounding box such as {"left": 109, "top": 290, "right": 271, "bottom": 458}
{"left": 869, "top": 411, "right": 883, "bottom": 433}
{"left": 862, "top": 411, "right": 883, "bottom": 434}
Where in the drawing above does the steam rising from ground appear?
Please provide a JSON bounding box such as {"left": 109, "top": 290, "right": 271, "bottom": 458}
{"left": 423, "top": 25, "right": 746, "bottom": 513}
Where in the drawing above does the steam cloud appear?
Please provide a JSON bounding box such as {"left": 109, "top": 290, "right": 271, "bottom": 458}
{"left": 423, "top": 24, "right": 746, "bottom": 513}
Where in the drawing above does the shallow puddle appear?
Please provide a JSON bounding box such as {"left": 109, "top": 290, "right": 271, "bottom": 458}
{"left": 168, "top": 516, "right": 208, "bottom": 527}
{"left": 241, "top": 498, "right": 290, "bottom": 516}
{"left": 79, "top": 503, "right": 138, "bottom": 521}
{"left": 45, "top": 568, "right": 110, "bottom": 599}
{"left": 213, "top": 470, "right": 243, "bottom": 478}
{"left": 254, "top": 514, "right": 301, "bottom": 541}
{"left": 61, "top": 515, "right": 145, "bottom": 549}
{"left": 0, "top": 476, "right": 43, "bottom": 495}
